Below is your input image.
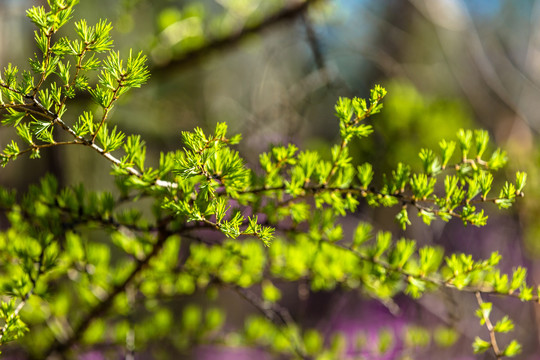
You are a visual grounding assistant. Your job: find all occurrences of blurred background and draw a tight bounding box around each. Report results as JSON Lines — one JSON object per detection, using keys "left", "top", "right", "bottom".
{"left": 1, "top": 0, "right": 540, "bottom": 358}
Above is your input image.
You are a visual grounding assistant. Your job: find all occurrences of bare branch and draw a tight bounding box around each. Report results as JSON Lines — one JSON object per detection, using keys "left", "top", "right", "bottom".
{"left": 152, "top": 0, "right": 322, "bottom": 78}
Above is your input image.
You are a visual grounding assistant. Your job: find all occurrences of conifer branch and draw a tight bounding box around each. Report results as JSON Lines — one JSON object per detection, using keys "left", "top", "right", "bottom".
{"left": 0, "top": 247, "right": 45, "bottom": 345}
{"left": 331, "top": 242, "right": 538, "bottom": 302}
{"left": 1, "top": 92, "right": 177, "bottom": 189}
{"left": 475, "top": 292, "right": 502, "bottom": 357}
{"left": 41, "top": 223, "right": 173, "bottom": 358}
{"left": 57, "top": 47, "right": 89, "bottom": 112}
{"left": 91, "top": 75, "right": 124, "bottom": 142}
{"left": 0, "top": 2, "right": 531, "bottom": 358}
{"left": 323, "top": 94, "right": 384, "bottom": 186}
{"left": 32, "top": 31, "right": 53, "bottom": 96}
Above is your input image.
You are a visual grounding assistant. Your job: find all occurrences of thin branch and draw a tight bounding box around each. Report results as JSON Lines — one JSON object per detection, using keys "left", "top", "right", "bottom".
{"left": 2, "top": 93, "right": 178, "bottom": 189}
{"left": 0, "top": 82, "right": 26, "bottom": 97}
{"left": 41, "top": 222, "right": 172, "bottom": 358}
{"left": 239, "top": 171, "right": 507, "bottom": 226}
{"left": 230, "top": 284, "right": 310, "bottom": 360}
{"left": 319, "top": 92, "right": 385, "bottom": 186}
{"left": 91, "top": 74, "right": 125, "bottom": 142}
{"left": 57, "top": 47, "right": 89, "bottom": 113}
{"left": 475, "top": 292, "right": 503, "bottom": 358}
{"left": 301, "top": 12, "right": 329, "bottom": 84}
{"left": 151, "top": 0, "right": 321, "bottom": 78}
{"left": 331, "top": 241, "right": 539, "bottom": 302}
{"left": 33, "top": 30, "right": 53, "bottom": 96}
{"left": 0, "top": 198, "right": 159, "bottom": 245}
{"left": 5, "top": 140, "right": 83, "bottom": 159}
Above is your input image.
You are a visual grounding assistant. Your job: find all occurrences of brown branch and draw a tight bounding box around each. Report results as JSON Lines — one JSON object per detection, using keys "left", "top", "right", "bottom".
{"left": 238, "top": 177, "right": 502, "bottom": 226}
{"left": 7, "top": 141, "right": 83, "bottom": 159}
{"left": 301, "top": 11, "right": 329, "bottom": 84}
{"left": 151, "top": 0, "right": 322, "bottom": 78}
{"left": 475, "top": 292, "right": 502, "bottom": 358}
{"left": 0, "top": 83, "right": 25, "bottom": 97}
{"left": 3, "top": 93, "right": 178, "bottom": 189}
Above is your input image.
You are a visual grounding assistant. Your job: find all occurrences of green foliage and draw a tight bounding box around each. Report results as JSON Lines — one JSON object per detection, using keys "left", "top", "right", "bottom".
{"left": 0, "top": 2, "right": 532, "bottom": 359}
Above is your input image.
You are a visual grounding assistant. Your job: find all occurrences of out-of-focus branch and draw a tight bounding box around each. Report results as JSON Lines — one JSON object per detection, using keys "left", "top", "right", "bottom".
{"left": 410, "top": 0, "right": 539, "bottom": 135}
{"left": 152, "top": 0, "right": 322, "bottom": 78}
{"left": 231, "top": 284, "right": 310, "bottom": 360}
{"left": 301, "top": 12, "right": 328, "bottom": 83}
{"left": 475, "top": 292, "right": 502, "bottom": 358}
{"left": 40, "top": 223, "right": 172, "bottom": 359}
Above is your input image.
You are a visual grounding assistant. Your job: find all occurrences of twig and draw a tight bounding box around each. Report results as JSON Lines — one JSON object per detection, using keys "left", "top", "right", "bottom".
{"left": 151, "top": 0, "right": 322, "bottom": 78}
{"left": 40, "top": 222, "right": 172, "bottom": 358}
{"left": 301, "top": 12, "right": 329, "bottom": 84}
{"left": 1, "top": 95, "right": 178, "bottom": 189}
{"left": 320, "top": 92, "right": 384, "bottom": 186}
{"left": 230, "top": 284, "right": 310, "bottom": 360}
{"left": 91, "top": 74, "right": 125, "bottom": 142}
{"left": 475, "top": 292, "right": 502, "bottom": 358}
{"left": 331, "top": 241, "right": 539, "bottom": 302}
{"left": 32, "top": 30, "right": 53, "bottom": 96}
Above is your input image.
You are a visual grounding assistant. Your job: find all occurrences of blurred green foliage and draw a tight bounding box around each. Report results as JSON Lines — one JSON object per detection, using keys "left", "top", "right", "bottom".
{"left": 0, "top": 1, "right": 534, "bottom": 359}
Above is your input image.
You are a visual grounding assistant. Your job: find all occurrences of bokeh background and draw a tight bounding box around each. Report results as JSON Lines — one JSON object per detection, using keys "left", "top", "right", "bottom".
{"left": 1, "top": 0, "right": 540, "bottom": 358}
